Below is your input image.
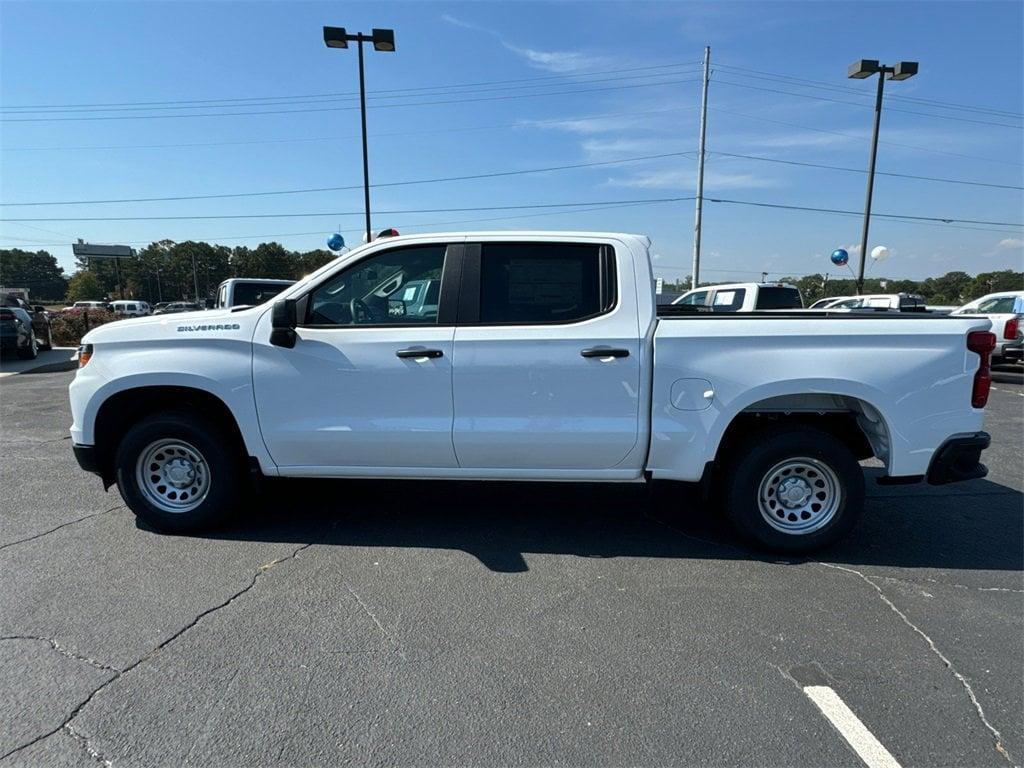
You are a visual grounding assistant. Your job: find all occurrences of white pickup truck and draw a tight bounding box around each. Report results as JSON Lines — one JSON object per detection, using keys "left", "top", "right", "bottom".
{"left": 69, "top": 232, "right": 996, "bottom": 552}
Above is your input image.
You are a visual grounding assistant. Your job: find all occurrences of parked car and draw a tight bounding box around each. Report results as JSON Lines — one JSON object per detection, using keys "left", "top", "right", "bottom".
{"left": 70, "top": 231, "right": 996, "bottom": 553}
{"left": 63, "top": 300, "right": 111, "bottom": 313}
{"left": 215, "top": 278, "right": 295, "bottom": 309}
{"left": 2, "top": 293, "right": 53, "bottom": 351}
{"left": 951, "top": 291, "right": 1023, "bottom": 363}
{"left": 822, "top": 293, "right": 928, "bottom": 312}
{"left": 0, "top": 306, "right": 42, "bottom": 358}
{"left": 110, "top": 300, "right": 151, "bottom": 317}
{"left": 672, "top": 282, "right": 803, "bottom": 311}
{"left": 153, "top": 302, "right": 203, "bottom": 315}
{"left": 808, "top": 296, "right": 850, "bottom": 309}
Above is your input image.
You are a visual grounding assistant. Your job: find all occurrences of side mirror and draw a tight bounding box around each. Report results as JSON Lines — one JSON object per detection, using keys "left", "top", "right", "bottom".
{"left": 270, "top": 298, "right": 297, "bottom": 348}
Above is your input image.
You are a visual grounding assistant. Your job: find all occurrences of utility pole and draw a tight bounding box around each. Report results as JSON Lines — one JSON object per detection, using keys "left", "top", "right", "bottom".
{"left": 690, "top": 46, "right": 710, "bottom": 290}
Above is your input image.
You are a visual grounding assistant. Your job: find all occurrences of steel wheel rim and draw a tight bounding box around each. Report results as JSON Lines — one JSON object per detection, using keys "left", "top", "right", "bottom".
{"left": 758, "top": 456, "right": 841, "bottom": 535}
{"left": 136, "top": 439, "right": 210, "bottom": 514}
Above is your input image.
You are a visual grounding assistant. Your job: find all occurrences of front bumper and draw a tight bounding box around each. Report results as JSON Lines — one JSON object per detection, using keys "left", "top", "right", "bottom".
{"left": 926, "top": 432, "right": 990, "bottom": 485}
{"left": 72, "top": 444, "right": 101, "bottom": 476}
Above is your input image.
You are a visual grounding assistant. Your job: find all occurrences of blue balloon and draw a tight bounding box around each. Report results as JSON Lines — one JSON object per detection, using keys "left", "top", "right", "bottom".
{"left": 327, "top": 233, "right": 345, "bottom": 252}
{"left": 830, "top": 248, "right": 849, "bottom": 266}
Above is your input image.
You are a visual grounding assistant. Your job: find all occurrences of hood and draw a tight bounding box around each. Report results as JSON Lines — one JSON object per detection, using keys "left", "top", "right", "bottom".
{"left": 82, "top": 306, "right": 262, "bottom": 345}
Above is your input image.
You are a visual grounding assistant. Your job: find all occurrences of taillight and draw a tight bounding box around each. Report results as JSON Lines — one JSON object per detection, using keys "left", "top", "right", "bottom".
{"left": 77, "top": 344, "right": 93, "bottom": 368}
{"left": 967, "top": 331, "right": 996, "bottom": 408}
{"left": 1004, "top": 316, "right": 1019, "bottom": 341}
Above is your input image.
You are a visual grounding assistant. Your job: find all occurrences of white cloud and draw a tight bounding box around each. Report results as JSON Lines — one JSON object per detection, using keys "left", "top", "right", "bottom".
{"left": 516, "top": 115, "right": 640, "bottom": 135}
{"left": 605, "top": 167, "right": 775, "bottom": 191}
{"left": 501, "top": 42, "right": 607, "bottom": 74}
{"left": 441, "top": 14, "right": 607, "bottom": 74}
{"left": 581, "top": 138, "right": 672, "bottom": 158}
{"left": 995, "top": 237, "right": 1023, "bottom": 251}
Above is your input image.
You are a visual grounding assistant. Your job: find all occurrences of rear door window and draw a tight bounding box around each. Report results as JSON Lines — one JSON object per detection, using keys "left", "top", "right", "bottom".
{"left": 711, "top": 289, "right": 746, "bottom": 312}
{"left": 477, "top": 243, "right": 611, "bottom": 325}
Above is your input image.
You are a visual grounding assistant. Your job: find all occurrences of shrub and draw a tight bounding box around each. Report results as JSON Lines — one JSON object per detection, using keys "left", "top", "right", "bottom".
{"left": 50, "top": 308, "right": 118, "bottom": 346}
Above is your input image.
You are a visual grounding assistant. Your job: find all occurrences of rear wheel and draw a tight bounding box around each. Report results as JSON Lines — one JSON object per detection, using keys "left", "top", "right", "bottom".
{"left": 115, "top": 411, "right": 244, "bottom": 532}
{"left": 721, "top": 426, "right": 864, "bottom": 553}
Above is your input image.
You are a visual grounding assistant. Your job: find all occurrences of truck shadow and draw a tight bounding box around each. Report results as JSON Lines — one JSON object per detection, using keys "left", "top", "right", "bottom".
{"left": 197, "top": 471, "right": 1024, "bottom": 574}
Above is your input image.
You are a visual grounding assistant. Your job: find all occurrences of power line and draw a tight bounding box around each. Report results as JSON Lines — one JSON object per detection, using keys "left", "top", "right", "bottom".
{"left": 0, "top": 77, "right": 701, "bottom": 123}
{"left": 0, "top": 106, "right": 692, "bottom": 152}
{"left": 705, "top": 197, "right": 1022, "bottom": 227}
{"left": 1, "top": 61, "right": 701, "bottom": 110}
{"left": 709, "top": 107, "right": 1024, "bottom": 167}
{"left": 0, "top": 67, "right": 704, "bottom": 116}
{"left": 713, "top": 78, "right": 1024, "bottom": 130}
{"left": 0, "top": 151, "right": 692, "bottom": 207}
{"left": 0, "top": 197, "right": 698, "bottom": 222}
{"left": 707, "top": 150, "right": 1024, "bottom": 190}
{"left": 714, "top": 62, "right": 1024, "bottom": 119}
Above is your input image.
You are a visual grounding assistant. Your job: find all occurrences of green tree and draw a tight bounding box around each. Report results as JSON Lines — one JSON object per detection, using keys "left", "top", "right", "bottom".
{"left": 0, "top": 248, "right": 69, "bottom": 300}
{"left": 65, "top": 271, "right": 105, "bottom": 303}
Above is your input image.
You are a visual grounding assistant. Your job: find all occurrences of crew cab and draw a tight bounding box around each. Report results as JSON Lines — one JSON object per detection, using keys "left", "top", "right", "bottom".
{"left": 672, "top": 282, "right": 803, "bottom": 312}
{"left": 69, "top": 232, "right": 995, "bottom": 552}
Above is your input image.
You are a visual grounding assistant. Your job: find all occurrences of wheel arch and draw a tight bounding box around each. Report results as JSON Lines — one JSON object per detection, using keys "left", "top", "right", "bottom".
{"left": 92, "top": 385, "right": 250, "bottom": 489}
{"left": 712, "top": 387, "right": 892, "bottom": 473}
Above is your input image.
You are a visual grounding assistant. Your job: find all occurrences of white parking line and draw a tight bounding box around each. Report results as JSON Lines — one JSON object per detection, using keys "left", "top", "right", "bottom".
{"left": 802, "top": 685, "right": 902, "bottom": 768}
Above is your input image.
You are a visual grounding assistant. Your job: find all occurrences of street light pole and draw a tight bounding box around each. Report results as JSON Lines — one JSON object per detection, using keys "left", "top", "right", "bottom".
{"left": 356, "top": 38, "right": 372, "bottom": 244}
{"left": 855, "top": 71, "right": 885, "bottom": 296}
{"left": 848, "top": 59, "right": 918, "bottom": 295}
{"left": 324, "top": 26, "right": 396, "bottom": 245}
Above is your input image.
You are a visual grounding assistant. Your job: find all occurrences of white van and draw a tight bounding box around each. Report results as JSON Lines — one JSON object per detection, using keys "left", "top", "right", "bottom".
{"left": 110, "top": 300, "right": 151, "bottom": 317}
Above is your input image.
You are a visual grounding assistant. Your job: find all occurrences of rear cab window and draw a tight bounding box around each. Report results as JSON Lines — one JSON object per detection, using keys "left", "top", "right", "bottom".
{"left": 755, "top": 287, "right": 802, "bottom": 310}
{"left": 711, "top": 289, "right": 746, "bottom": 312}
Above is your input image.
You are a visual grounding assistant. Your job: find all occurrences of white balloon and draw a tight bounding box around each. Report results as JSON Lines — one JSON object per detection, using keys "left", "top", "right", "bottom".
{"left": 870, "top": 245, "right": 890, "bottom": 261}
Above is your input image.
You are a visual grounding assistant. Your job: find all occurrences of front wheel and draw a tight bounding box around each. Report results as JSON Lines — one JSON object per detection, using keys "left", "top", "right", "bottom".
{"left": 721, "top": 426, "right": 864, "bottom": 553}
{"left": 115, "top": 411, "right": 245, "bottom": 532}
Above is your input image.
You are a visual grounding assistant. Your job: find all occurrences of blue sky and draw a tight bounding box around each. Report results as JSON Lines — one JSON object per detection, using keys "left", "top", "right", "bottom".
{"left": 1, "top": 0, "right": 1022, "bottom": 282}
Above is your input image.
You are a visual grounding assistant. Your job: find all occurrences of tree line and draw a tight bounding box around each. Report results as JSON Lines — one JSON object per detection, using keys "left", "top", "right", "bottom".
{"left": 1, "top": 241, "right": 1021, "bottom": 307}
{"left": 0, "top": 241, "right": 338, "bottom": 304}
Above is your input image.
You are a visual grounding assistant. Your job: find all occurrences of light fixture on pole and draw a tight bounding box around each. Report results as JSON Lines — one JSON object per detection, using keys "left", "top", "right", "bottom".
{"left": 323, "top": 26, "right": 396, "bottom": 245}
{"left": 848, "top": 58, "right": 918, "bottom": 295}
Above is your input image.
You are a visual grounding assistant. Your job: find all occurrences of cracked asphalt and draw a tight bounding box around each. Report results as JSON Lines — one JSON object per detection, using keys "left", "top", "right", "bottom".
{"left": 1, "top": 369, "right": 1021, "bottom": 767}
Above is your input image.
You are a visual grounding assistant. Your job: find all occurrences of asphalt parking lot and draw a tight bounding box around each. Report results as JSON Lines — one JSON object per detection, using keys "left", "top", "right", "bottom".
{"left": 1, "top": 368, "right": 1021, "bottom": 768}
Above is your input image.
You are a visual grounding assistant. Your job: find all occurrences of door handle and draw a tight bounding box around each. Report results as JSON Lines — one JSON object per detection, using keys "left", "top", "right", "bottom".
{"left": 396, "top": 347, "right": 444, "bottom": 359}
{"left": 580, "top": 346, "right": 630, "bottom": 358}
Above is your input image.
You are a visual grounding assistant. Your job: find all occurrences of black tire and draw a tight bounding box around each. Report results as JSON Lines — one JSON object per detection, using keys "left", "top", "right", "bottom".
{"left": 37, "top": 324, "right": 53, "bottom": 351}
{"left": 115, "top": 410, "right": 245, "bottom": 533}
{"left": 721, "top": 425, "right": 864, "bottom": 553}
{"left": 16, "top": 331, "right": 38, "bottom": 360}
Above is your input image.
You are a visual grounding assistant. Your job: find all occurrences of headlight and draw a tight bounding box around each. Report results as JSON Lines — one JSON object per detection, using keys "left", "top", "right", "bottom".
{"left": 77, "top": 344, "right": 93, "bottom": 368}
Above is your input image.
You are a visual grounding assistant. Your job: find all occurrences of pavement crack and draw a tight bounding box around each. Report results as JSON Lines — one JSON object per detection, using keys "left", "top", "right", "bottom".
{"left": 0, "top": 506, "right": 122, "bottom": 553}
{"left": 819, "top": 562, "right": 1016, "bottom": 766}
{"left": 345, "top": 585, "right": 404, "bottom": 658}
{"left": 0, "top": 542, "right": 314, "bottom": 764}
{"left": 0, "top": 635, "right": 120, "bottom": 674}
{"left": 879, "top": 574, "right": 1024, "bottom": 595}
{"left": 63, "top": 722, "right": 113, "bottom": 767}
